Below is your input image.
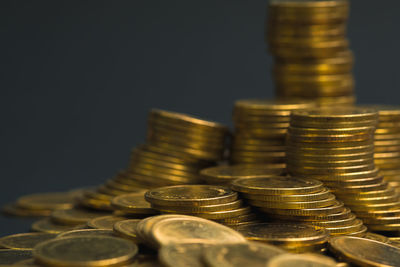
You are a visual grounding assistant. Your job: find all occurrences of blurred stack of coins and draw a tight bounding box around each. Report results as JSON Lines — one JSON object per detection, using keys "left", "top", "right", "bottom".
{"left": 236, "top": 222, "right": 329, "bottom": 253}
{"left": 231, "top": 99, "right": 315, "bottom": 165}
{"left": 145, "top": 185, "right": 259, "bottom": 228}
{"left": 370, "top": 106, "right": 400, "bottom": 192}
{"left": 287, "top": 107, "right": 400, "bottom": 232}
{"left": 79, "top": 109, "right": 229, "bottom": 211}
{"left": 266, "top": 0, "right": 355, "bottom": 106}
{"left": 232, "top": 177, "right": 365, "bottom": 236}
{"left": 200, "top": 164, "right": 285, "bottom": 186}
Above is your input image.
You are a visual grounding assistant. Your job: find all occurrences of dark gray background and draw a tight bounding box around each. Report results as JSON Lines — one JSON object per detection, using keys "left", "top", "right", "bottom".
{"left": 1, "top": 1, "right": 399, "bottom": 235}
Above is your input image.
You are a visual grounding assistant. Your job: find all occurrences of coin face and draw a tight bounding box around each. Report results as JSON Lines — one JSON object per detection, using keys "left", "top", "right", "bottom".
{"left": 150, "top": 216, "right": 246, "bottom": 247}
{"left": 236, "top": 223, "right": 328, "bottom": 245}
{"left": 291, "top": 107, "right": 378, "bottom": 121}
{"left": 145, "top": 185, "right": 238, "bottom": 206}
{"left": 31, "top": 218, "right": 86, "bottom": 234}
{"left": 329, "top": 236, "right": 400, "bottom": 267}
{"left": 159, "top": 243, "right": 212, "bottom": 267}
{"left": 266, "top": 253, "right": 337, "bottom": 267}
{"left": 0, "top": 232, "right": 56, "bottom": 249}
{"left": 231, "top": 176, "right": 323, "bottom": 195}
{"left": 17, "top": 192, "right": 77, "bottom": 211}
{"left": 51, "top": 208, "right": 110, "bottom": 225}
{"left": 113, "top": 219, "right": 141, "bottom": 242}
{"left": 33, "top": 236, "right": 138, "bottom": 267}
{"left": 203, "top": 242, "right": 286, "bottom": 267}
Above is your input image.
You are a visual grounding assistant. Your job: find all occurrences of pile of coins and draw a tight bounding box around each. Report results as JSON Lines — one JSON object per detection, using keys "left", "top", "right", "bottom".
{"left": 232, "top": 176, "right": 365, "bottom": 236}
{"left": 200, "top": 164, "right": 285, "bottom": 186}
{"left": 144, "top": 185, "right": 259, "bottom": 227}
{"left": 286, "top": 107, "right": 400, "bottom": 232}
{"left": 266, "top": 0, "right": 355, "bottom": 105}
{"left": 231, "top": 99, "right": 315, "bottom": 165}
{"left": 370, "top": 106, "right": 400, "bottom": 192}
{"left": 78, "top": 109, "right": 228, "bottom": 211}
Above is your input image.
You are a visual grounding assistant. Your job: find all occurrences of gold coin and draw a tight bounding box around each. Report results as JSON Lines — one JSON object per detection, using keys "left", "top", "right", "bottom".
{"left": 57, "top": 229, "right": 115, "bottom": 238}
{"left": 309, "top": 213, "right": 357, "bottom": 228}
{"left": 79, "top": 195, "right": 113, "bottom": 211}
{"left": 249, "top": 194, "right": 336, "bottom": 209}
{"left": 33, "top": 236, "right": 138, "bottom": 267}
{"left": 87, "top": 215, "right": 126, "bottom": 230}
{"left": 111, "top": 193, "right": 158, "bottom": 215}
{"left": 203, "top": 242, "right": 285, "bottom": 267}
{"left": 200, "top": 164, "right": 285, "bottom": 184}
{"left": 325, "top": 219, "right": 365, "bottom": 235}
{"left": 0, "top": 249, "right": 32, "bottom": 265}
{"left": 149, "top": 215, "right": 246, "bottom": 248}
{"left": 269, "top": 207, "right": 353, "bottom": 222}
{"left": 235, "top": 223, "right": 328, "bottom": 246}
{"left": 17, "top": 192, "right": 77, "bottom": 211}
{"left": 2, "top": 202, "right": 52, "bottom": 217}
{"left": 113, "top": 219, "right": 142, "bottom": 242}
{"left": 266, "top": 253, "right": 337, "bottom": 267}
{"left": 160, "top": 206, "right": 251, "bottom": 220}
{"left": 159, "top": 243, "right": 214, "bottom": 267}
{"left": 151, "top": 200, "right": 242, "bottom": 213}
{"left": 290, "top": 107, "right": 378, "bottom": 123}
{"left": 328, "top": 236, "right": 400, "bottom": 266}
{"left": 0, "top": 232, "right": 56, "bottom": 249}
{"left": 348, "top": 201, "right": 400, "bottom": 212}
{"left": 242, "top": 187, "right": 331, "bottom": 202}
{"left": 149, "top": 109, "right": 228, "bottom": 133}
{"left": 231, "top": 176, "right": 324, "bottom": 195}
{"left": 145, "top": 185, "right": 238, "bottom": 207}
{"left": 215, "top": 213, "right": 258, "bottom": 224}
{"left": 363, "top": 232, "right": 389, "bottom": 243}
{"left": 268, "top": 23, "right": 347, "bottom": 38}
{"left": 31, "top": 218, "right": 86, "bottom": 234}
{"left": 51, "top": 208, "right": 110, "bottom": 225}
{"left": 261, "top": 200, "right": 345, "bottom": 216}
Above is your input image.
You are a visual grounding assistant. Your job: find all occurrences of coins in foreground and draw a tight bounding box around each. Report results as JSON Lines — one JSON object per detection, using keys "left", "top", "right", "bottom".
{"left": 266, "top": 253, "right": 337, "bottom": 267}
{"left": 33, "top": 236, "right": 138, "bottom": 267}
{"left": 328, "top": 236, "right": 400, "bottom": 267}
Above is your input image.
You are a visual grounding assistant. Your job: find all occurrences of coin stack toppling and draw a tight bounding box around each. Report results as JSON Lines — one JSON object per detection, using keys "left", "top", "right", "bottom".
{"left": 370, "top": 106, "right": 400, "bottom": 192}
{"left": 79, "top": 109, "right": 229, "bottom": 211}
{"left": 145, "top": 185, "right": 259, "bottom": 227}
{"left": 231, "top": 99, "right": 315, "bottom": 165}
{"left": 287, "top": 107, "right": 400, "bottom": 232}
{"left": 232, "top": 176, "right": 365, "bottom": 236}
{"left": 266, "top": 0, "right": 355, "bottom": 106}
{"left": 200, "top": 164, "right": 285, "bottom": 186}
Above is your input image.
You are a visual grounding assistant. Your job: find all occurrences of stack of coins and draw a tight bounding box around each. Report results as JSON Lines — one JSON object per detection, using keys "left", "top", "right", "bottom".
{"left": 266, "top": 0, "right": 355, "bottom": 106}
{"left": 369, "top": 106, "right": 400, "bottom": 192}
{"left": 145, "top": 185, "right": 259, "bottom": 227}
{"left": 236, "top": 223, "right": 329, "bottom": 253}
{"left": 79, "top": 109, "right": 228, "bottom": 211}
{"left": 231, "top": 99, "right": 315, "bottom": 165}
{"left": 287, "top": 107, "right": 400, "bottom": 232}
{"left": 200, "top": 164, "right": 285, "bottom": 186}
{"left": 232, "top": 177, "right": 365, "bottom": 236}
{"left": 111, "top": 192, "right": 158, "bottom": 217}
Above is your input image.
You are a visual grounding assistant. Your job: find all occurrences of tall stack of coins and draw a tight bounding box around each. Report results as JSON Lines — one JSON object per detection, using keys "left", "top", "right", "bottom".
{"left": 369, "top": 106, "right": 400, "bottom": 192}
{"left": 287, "top": 107, "right": 400, "bottom": 232}
{"left": 231, "top": 99, "right": 315, "bottom": 165}
{"left": 79, "top": 109, "right": 228, "bottom": 211}
{"left": 266, "top": 0, "right": 355, "bottom": 106}
{"left": 145, "top": 185, "right": 259, "bottom": 227}
{"left": 232, "top": 177, "right": 365, "bottom": 236}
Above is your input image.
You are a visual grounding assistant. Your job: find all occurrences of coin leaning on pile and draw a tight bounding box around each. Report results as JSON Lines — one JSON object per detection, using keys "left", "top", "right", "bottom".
{"left": 267, "top": 0, "right": 355, "bottom": 106}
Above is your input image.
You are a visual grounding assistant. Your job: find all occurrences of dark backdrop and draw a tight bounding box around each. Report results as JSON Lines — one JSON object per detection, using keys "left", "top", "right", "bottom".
{"left": 1, "top": 0, "right": 399, "bottom": 235}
